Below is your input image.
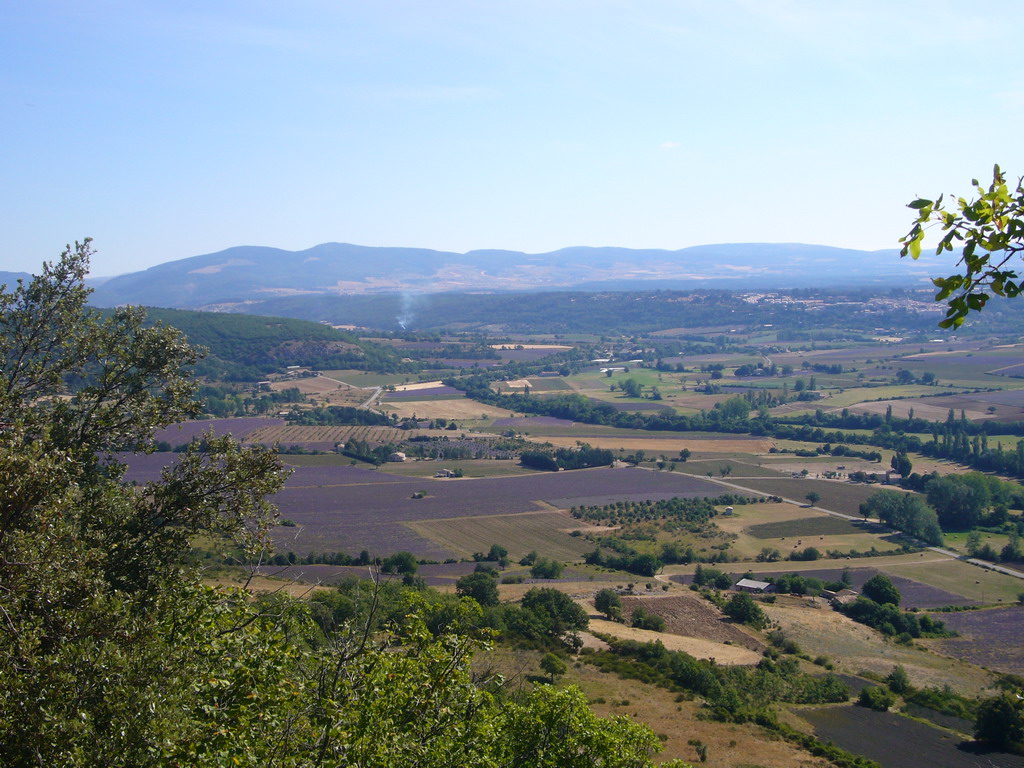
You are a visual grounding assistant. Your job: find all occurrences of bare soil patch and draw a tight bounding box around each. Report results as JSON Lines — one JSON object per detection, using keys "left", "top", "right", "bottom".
{"left": 617, "top": 593, "right": 764, "bottom": 651}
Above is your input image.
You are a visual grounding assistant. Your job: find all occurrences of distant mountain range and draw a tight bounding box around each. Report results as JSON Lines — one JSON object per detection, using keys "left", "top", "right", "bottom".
{"left": 88, "top": 242, "right": 957, "bottom": 310}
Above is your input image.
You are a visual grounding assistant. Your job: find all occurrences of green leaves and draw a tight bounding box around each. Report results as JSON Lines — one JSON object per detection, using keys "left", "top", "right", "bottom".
{"left": 901, "top": 165, "right": 1024, "bottom": 326}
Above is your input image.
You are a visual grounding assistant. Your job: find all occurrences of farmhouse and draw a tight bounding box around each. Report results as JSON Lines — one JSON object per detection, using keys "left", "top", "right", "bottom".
{"left": 434, "top": 468, "right": 456, "bottom": 478}
{"left": 388, "top": 451, "right": 407, "bottom": 462}
{"left": 734, "top": 578, "right": 773, "bottom": 593}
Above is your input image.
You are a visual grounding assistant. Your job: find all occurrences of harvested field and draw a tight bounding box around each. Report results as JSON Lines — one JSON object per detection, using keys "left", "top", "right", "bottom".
{"left": 617, "top": 593, "right": 763, "bottom": 651}
{"left": 270, "top": 376, "right": 354, "bottom": 396}
{"left": 392, "top": 380, "right": 445, "bottom": 391}
{"left": 380, "top": 399, "right": 516, "bottom": 420}
{"left": 405, "top": 510, "right": 596, "bottom": 561}
{"left": 797, "top": 705, "right": 1024, "bottom": 768}
{"left": 526, "top": 435, "right": 775, "bottom": 453}
{"left": 934, "top": 606, "right": 1024, "bottom": 674}
{"left": 154, "top": 417, "right": 283, "bottom": 446}
{"left": 586, "top": 617, "right": 761, "bottom": 664}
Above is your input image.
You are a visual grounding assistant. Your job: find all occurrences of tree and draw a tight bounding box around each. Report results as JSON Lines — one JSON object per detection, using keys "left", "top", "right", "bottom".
{"left": 805, "top": 491, "right": 821, "bottom": 506}
{"left": 0, "top": 243, "right": 290, "bottom": 764}
{"left": 594, "top": 588, "right": 623, "bottom": 620}
{"left": 862, "top": 574, "right": 901, "bottom": 606}
{"left": 901, "top": 165, "right": 1024, "bottom": 327}
{"left": 456, "top": 570, "right": 500, "bottom": 607}
{"left": 891, "top": 452, "right": 912, "bottom": 477}
{"left": 975, "top": 693, "right": 1024, "bottom": 750}
{"left": 540, "top": 652, "right": 567, "bottom": 682}
{"left": 630, "top": 606, "right": 666, "bottom": 631}
{"left": 381, "top": 550, "right": 419, "bottom": 574}
{"left": 530, "top": 557, "right": 565, "bottom": 579}
{"left": 886, "top": 665, "right": 912, "bottom": 695}
{"left": 723, "top": 593, "right": 767, "bottom": 628}
{"left": 859, "top": 685, "right": 896, "bottom": 711}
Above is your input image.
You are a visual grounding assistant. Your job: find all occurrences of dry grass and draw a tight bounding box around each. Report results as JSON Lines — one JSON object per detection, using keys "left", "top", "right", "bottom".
{"left": 475, "top": 646, "right": 826, "bottom": 767}
{"left": 761, "top": 597, "right": 993, "bottom": 695}
{"left": 380, "top": 399, "right": 517, "bottom": 421}
{"left": 586, "top": 617, "right": 762, "bottom": 664}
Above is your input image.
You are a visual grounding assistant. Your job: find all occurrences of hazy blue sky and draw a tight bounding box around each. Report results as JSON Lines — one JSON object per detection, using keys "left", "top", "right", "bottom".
{"left": 3, "top": 1, "right": 1023, "bottom": 276}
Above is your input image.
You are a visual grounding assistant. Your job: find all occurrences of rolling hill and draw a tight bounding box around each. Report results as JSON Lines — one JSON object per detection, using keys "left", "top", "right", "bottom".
{"left": 89, "top": 241, "right": 958, "bottom": 310}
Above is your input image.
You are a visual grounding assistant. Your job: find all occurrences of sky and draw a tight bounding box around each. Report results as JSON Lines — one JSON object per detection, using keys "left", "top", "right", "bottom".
{"left": 2, "top": 1, "right": 1024, "bottom": 277}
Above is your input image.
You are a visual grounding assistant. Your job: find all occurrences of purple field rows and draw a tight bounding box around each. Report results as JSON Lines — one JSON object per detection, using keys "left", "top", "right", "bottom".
{"left": 385, "top": 386, "right": 463, "bottom": 398}
{"left": 799, "top": 705, "right": 1024, "bottom": 768}
{"left": 491, "top": 416, "right": 575, "bottom": 427}
{"left": 496, "top": 348, "right": 566, "bottom": 362}
{"left": 935, "top": 606, "right": 1024, "bottom": 674}
{"left": 154, "top": 418, "right": 283, "bottom": 446}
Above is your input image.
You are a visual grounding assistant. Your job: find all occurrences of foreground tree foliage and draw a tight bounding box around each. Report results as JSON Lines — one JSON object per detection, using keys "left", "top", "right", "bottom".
{"left": 901, "top": 164, "right": 1024, "bottom": 327}
{"left": 0, "top": 243, "right": 681, "bottom": 767}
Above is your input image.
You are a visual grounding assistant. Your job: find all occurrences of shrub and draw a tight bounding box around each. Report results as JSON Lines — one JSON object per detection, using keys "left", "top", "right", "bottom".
{"left": 859, "top": 685, "right": 896, "bottom": 711}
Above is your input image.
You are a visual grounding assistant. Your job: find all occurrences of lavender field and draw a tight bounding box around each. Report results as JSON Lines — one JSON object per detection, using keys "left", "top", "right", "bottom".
{"left": 936, "top": 606, "right": 1024, "bottom": 674}
{"left": 121, "top": 454, "right": 723, "bottom": 558}
{"left": 154, "top": 417, "right": 283, "bottom": 446}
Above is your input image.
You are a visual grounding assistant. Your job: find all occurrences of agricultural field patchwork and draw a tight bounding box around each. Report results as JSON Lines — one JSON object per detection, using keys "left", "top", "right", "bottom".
{"left": 228, "top": 462, "right": 724, "bottom": 557}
